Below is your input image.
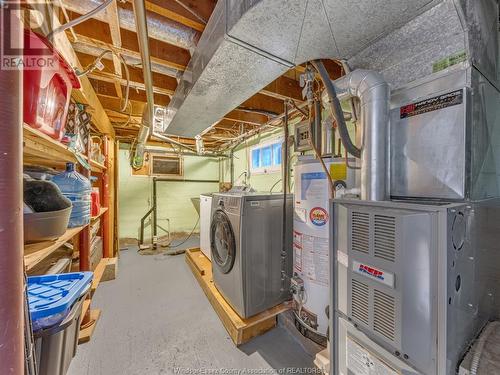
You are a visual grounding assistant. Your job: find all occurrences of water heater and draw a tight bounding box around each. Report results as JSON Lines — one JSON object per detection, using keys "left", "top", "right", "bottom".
{"left": 292, "top": 156, "right": 354, "bottom": 343}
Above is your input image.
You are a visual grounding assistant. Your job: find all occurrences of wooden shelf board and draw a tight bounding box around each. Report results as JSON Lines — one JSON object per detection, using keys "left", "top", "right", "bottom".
{"left": 24, "top": 226, "right": 86, "bottom": 271}
{"left": 23, "top": 124, "right": 106, "bottom": 173}
{"left": 91, "top": 258, "right": 107, "bottom": 295}
{"left": 78, "top": 309, "right": 101, "bottom": 344}
{"left": 23, "top": 124, "right": 77, "bottom": 165}
{"left": 91, "top": 207, "right": 108, "bottom": 221}
{"left": 90, "top": 159, "right": 107, "bottom": 172}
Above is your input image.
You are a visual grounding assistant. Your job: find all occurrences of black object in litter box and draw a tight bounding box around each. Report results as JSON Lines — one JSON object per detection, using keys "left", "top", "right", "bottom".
{"left": 24, "top": 179, "right": 71, "bottom": 213}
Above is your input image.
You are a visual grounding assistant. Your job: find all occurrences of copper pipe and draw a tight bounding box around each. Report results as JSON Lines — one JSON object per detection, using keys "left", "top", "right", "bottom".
{"left": 0, "top": 5, "right": 24, "bottom": 372}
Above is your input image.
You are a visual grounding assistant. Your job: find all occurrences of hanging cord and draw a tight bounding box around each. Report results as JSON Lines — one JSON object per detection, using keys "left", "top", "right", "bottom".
{"left": 47, "top": 0, "right": 115, "bottom": 41}
{"left": 76, "top": 49, "right": 130, "bottom": 112}
{"left": 269, "top": 179, "right": 282, "bottom": 193}
{"left": 160, "top": 217, "right": 200, "bottom": 250}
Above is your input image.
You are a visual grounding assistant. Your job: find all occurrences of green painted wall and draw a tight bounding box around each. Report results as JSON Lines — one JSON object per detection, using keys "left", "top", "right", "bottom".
{"left": 221, "top": 103, "right": 356, "bottom": 193}
{"left": 118, "top": 147, "right": 220, "bottom": 239}
{"left": 221, "top": 130, "right": 287, "bottom": 193}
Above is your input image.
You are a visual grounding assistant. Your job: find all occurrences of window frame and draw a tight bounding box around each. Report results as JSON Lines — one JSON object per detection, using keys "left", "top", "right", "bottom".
{"left": 149, "top": 154, "right": 184, "bottom": 177}
{"left": 249, "top": 137, "right": 283, "bottom": 175}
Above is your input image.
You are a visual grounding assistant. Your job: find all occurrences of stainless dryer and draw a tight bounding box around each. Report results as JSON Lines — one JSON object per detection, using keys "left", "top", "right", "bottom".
{"left": 210, "top": 192, "right": 292, "bottom": 318}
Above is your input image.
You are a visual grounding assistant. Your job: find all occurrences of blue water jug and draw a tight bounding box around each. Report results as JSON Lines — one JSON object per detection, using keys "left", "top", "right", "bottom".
{"left": 52, "top": 163, "right": 91, "bottom": 228}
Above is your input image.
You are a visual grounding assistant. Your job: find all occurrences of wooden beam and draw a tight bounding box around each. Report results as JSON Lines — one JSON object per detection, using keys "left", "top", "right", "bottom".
{"left": 69, "top": 33, "right": 185, "bottom": 73}
{"left": 143, "top": 1, "right": 205, "bottom": 32}
{"left": 261, "top": 76, "right": 303, "bottom": 102}
{"left": 47, "top": 7, "right": 114, "bottom": 135}
{"left": 88, "top": 71, "right": 174, "bottom": 97}
{"left": 224, "top": 110, "right": 269, "bottom": 126}
{"left": 97, "top": 96, "right": 146, "bottom": 116}
{"left": 68, "top": 23, "right": 188, "bottom": 72}
{"left": 95, "top": 85, "right": 171, "bottom": 107}
{"left": 76, "top": 51, "right": 178, "bottom": 93}
{"left": 104, "top": 0, "right": 123, "bottom": 98}
{"left": 147, "top": 0, "right": 216, "bottom": 27}
{"left": 241, "top": 94, "right": 284, "bottom": 116}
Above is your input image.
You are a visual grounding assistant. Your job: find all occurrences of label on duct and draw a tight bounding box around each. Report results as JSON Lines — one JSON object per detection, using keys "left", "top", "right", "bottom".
{"left": 399, "top": 89, "right": 463, "bottom": 119}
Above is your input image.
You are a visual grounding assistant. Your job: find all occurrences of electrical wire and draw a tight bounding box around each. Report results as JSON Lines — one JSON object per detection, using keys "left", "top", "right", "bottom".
{"left": 76, "top": 49, "right": 130, "bottom": 112}
{"left": 47, "top": 0, "right": 114, "bottom": 41}
{"left": 160, "top": 217, "right": 200, "bottom": 249}
{"left": 269, "top": 179, "right": 282, "bottom": 193}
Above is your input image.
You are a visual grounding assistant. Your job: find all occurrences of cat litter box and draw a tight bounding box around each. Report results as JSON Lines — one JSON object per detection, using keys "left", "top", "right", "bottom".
{"left": 24, "top": 206, "right": 72, "bottom": 243}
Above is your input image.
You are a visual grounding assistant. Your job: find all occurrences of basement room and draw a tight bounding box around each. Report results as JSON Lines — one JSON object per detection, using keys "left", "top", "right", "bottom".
{"left": 2, "top": 1, "right": 500, "bottom": 375}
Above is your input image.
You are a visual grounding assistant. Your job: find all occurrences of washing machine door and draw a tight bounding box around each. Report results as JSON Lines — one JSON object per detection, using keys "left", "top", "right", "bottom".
{"left": 210, "top": 209, "right": 236, "bottom": 274}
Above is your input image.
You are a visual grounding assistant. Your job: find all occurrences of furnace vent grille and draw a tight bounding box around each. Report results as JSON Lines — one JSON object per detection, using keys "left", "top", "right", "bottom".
{"left": 351, "top": 279, "right": 370, "bottom": 325}
{"left": 351, "top": 212, "right": 370, "bottom": 254}
{"left": 374, "top": 215, "right": 396, "bottom": 262}
{"left": 373, "top": 289, "right": 396, "bottom": 342}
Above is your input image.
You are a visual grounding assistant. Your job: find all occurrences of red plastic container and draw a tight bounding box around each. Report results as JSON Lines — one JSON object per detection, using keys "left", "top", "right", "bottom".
{"left": 91, "top": 188, "right": 101, "bottom": 218}
{"left": 23, "top": 29, "right": 80, "bottom": 140}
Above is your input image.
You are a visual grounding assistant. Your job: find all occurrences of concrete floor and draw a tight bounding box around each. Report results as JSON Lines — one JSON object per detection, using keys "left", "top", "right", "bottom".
{"left": 69, "top": 236, "right": 314, "bottom": 375}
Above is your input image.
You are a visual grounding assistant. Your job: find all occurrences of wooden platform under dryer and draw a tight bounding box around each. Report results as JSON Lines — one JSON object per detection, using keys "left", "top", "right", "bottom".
{"left": 185, "top": 248, "right": 290, "bottom": 346}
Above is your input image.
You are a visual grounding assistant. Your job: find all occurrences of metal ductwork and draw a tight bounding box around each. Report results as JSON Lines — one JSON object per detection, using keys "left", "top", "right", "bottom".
{"left": 59, "top": 0, "right": 198, "bottom": 50}
{"left": 163, "top": 0, "right": 495, "bottom": 139}
{"left": 323, "top": 70, "right": 390, "bottom": 201}
{"left": 163, "top": 0, "right": 445, "bottom": 137}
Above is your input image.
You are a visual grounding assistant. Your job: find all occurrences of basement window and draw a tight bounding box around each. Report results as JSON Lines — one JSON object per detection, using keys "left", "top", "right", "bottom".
{"left": 250, "top": 139, "right": 282, "bottom": 174}
{"left": 150, "top": 154, "right": 183, "bottom": 177}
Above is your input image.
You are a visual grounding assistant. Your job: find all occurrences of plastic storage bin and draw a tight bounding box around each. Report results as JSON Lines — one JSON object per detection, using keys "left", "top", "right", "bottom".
{"left": 52, "top": 163, "right": 91, "bottom": 227}
{"left": 28, "top": 272, "right": 92, "bottom": 375}
{"left": 33, "top": 295, "right": 85, "bottom": 375}
{"left": 28, "top": 272, "right": 93, "bottom": 331}
{"left": 23, "top": 29, "right": 80, "bottom": 140}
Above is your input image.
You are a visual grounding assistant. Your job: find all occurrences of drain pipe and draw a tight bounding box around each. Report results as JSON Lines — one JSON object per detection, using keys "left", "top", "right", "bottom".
{"left": 322, "top": 70, "right": 390, "bottom": 201}
{"left": 131, "top": 0, "right": 155, "bottom": 169}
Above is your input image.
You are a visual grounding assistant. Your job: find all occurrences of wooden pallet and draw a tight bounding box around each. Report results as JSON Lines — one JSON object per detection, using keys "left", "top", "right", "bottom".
{"left": 185, "top": 248, "right": 290, "bottom": 346}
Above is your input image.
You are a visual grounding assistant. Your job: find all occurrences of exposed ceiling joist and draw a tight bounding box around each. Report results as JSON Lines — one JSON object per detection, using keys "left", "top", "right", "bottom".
{"left": 68, "top": 33, "right": 186, "bottom": 74}
{"left": 261, "top": 76, "right": 304, "bottom": 102}
{"left": 142, "top": 1, "right": 205, "bottom": 32}
{"left": 241, "top": 94, "right": 285, "bottom": 116}
{"left": 77, "top": 51, "right": 177, "bottom": 95}
{"left": 88, "top": 71, "right": 174, "bottom": 97}
{"left": 94, "top": 82, "right": 171, "bottom": 107}
{"left": 103, "top": 0, "right": 123, "bottom": 97}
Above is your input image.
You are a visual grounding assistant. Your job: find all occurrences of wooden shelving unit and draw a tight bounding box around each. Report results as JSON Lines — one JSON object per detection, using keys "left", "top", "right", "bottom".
{"left": 23, "top": 120, "right": 116, "bottom": 344}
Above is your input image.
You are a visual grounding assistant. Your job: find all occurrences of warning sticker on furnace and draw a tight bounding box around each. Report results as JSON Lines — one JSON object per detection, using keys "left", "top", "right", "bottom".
{"left": 346, "top": 336, "right": 398, "bottom": 375}
{"left": 400, "top": 89, "right": 463, "bottom": 119}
